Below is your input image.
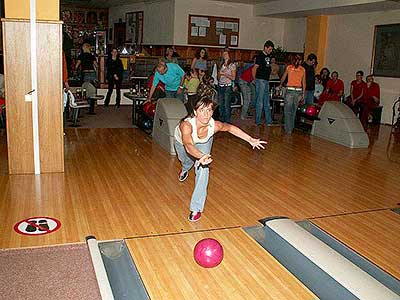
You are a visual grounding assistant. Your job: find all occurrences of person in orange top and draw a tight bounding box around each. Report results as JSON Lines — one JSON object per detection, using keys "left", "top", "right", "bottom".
{"left": 360, "top": 75, "right": 380, "bottom": 130}
{"left": 279, "top": 55, "right": 306, "bottom": 134}
{"left": 318, "top": 71, "right": 344, "bottom": 106}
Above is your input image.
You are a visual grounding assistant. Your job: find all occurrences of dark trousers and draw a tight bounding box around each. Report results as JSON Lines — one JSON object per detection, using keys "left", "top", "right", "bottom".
{"left": 104, "top": 78, "right": 122, "bottom": 106}
{"left": 359, "top": 99, "right": 377, "bottom": 130}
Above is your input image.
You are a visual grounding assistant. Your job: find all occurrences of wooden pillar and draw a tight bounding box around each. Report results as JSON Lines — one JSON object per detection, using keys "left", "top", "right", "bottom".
{"left": 304, "top": 15, "right": 328, "bottom": 73}
{"left": 3, "top": 0, "right": 63, "bottom": 174}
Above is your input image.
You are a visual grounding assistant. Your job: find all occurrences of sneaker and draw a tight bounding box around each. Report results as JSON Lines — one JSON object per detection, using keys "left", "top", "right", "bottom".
{"left": 188, "top": 211, "right": 201, "bottom": 222}
{"left": 178, "top": 170, "right": 188, "bottom": 182}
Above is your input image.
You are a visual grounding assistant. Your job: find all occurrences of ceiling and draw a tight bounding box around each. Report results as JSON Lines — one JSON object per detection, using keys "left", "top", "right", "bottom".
{"left": 60, "top": 0, "right": 400, "bottom": 18}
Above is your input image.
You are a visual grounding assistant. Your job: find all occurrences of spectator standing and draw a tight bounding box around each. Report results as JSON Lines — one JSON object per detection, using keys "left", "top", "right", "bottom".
{"left": 238, "top": 58, "right": 256, "bottom": 119}
{"left": 252, "top": 40, "right": 275, "bottom": 126}
{"left": 302, "top": 53, "right": 318, "bottom": 104}
{"left": 75, "top": 42, "right": 97, "bottom": 83}
{"left": 279, "top": 55, "right": 306, "bottom": 134}
{"left": 217, "top": 49, "right": 236, "bottom": 123}
{"left": 163, "top": 47, "right": 179, "bottom": 64}
{"left": 104, "top": 48, "right": 124, "bottom": 108}
{"left": 191, "top": 48, "right": 208, "bottom": 71}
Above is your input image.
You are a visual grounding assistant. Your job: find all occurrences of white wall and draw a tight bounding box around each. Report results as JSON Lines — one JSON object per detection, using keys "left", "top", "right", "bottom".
{"left": 325, "top": 10, "right": 400, "bottom": 124}
{"left": 283, "top": 18, "right": 306, "bottom": 52}
{"left": 109, "top": 0, "right": 174, "bottom": 45}
{"left": 174, "top": 0, "right": 285, "bottom": 49}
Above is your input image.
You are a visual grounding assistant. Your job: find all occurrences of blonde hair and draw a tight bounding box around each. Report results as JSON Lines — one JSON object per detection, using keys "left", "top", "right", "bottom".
{"left": 82, "top": 43, "right": 91, "bottom": 53}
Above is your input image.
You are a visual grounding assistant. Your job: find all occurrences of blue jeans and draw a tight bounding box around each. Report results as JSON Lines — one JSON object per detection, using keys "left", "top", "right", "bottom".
{"left": 166, "top": 90, "right": 184, "bottom": 102}
{"left": 175, "top": 137, "right": 213, "bottom": 213}
{"left": 304, "top": 90, "right": 314, "bottom": 105}
{"left": 255, "top": 79, "right": 272, "bottom": 125}
{"left": 238, "top": 79, "right": 253, "bottom": 119}
{"left": 284, "top": 90, "right": 303, "bottom": 134}
{"left": 218, "top": 85, "right": 233, "bottom": 123}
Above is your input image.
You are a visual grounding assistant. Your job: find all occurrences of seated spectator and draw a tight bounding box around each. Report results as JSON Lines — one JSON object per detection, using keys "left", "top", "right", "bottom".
{"left": 318, "top": 71, "right": 344, "bottom": 106}
{"left": 360, "top": 75, "right": 380, "bottom": 130}
{"left": 319, "top": 67, "right": 330, "bottom": 90}
{"left": 313, "top": 75, "right": 324, "bottom": 102}
{"left": 345, "top": 70, "right": 366, "bottom": 115}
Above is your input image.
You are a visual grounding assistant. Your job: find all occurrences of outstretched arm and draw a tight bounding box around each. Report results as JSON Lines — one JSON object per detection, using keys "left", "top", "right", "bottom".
{"left": 214, "top": 121, "right": 267, "bottom": 149}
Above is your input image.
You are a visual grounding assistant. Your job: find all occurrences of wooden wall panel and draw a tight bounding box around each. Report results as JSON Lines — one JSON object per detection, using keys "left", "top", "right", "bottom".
{"left": 3, "top": 19, "right": 64, "bottom": 174}
{"left": 304, "top": 15, "right": 328, "bottom": 73}
{"left": 37, "top": 22, "right": 64, "bottom": 173}
{"left": 3, "top": 20, "right": 34, "bottom": 174}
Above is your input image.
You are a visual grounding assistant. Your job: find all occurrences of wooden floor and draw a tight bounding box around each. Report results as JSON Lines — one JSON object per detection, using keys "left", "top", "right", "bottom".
{"left": 311, "top": 210, "right": 400, "bottom": 280}
{"left": 126, "top": 228, "right": 317, "bottom": 299}
{"left": 0, "top": 123, "right": 399, "bottom": 295}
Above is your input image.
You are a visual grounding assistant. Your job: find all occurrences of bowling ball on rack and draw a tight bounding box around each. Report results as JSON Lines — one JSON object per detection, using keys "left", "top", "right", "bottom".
{"left": 147, "top": 103, "right": 156, "bottom": 118}
{"left": 193, "top": 238, "right": 224, "bottom": 268}
{"left": 298, "top": 103, "right": 308, "bottom": 114}
{"left": 142, "top": 118, "right": 153, "bottom": 130}
{"left": 306, "top": 104, "right": 318, "bottom": 117}
{"left": 142, "top": 102, "right": 152, "bottom": 115}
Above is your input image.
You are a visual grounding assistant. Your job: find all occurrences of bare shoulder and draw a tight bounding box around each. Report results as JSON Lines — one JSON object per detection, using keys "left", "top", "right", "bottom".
{"left": 180, "top": 120, "right": 193, "bottom": 133}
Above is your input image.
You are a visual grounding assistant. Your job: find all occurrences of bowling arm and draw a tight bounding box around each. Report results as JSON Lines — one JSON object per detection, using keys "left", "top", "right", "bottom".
{"left": 147, "top": 85, "right": 156, "bottom": 102}
{"left": 180, "top": 122, "right": 207, "bottom": 159}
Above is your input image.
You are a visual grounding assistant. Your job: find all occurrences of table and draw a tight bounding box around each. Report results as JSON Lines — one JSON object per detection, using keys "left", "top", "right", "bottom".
{"left": 123, "top": 92, "right": 147, "bottom": 126}
{"left": 87, "top": 95, "right": 104, "bottom": 115}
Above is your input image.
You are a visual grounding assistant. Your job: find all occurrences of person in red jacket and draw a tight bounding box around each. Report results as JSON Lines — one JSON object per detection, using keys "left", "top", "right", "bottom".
{"left": 360, "top": 75, "right": 380, "bottom": 130}
{"left": 345, "top": 70, "right": 366, "bottom": 115}
{"left": 238, "top": 57, "right": 256, "bottom": 119}
{"left": 318, "top": 71, "right": 344, "bottom": 106}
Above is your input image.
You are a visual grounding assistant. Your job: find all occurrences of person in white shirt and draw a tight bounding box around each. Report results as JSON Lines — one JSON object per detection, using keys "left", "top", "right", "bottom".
{"left": 174, "top": 96, "right": 267, "bottom": 222}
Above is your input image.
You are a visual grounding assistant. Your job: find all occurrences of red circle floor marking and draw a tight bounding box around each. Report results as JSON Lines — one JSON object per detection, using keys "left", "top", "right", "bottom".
{"left": 14, "top": 216, "right": 61, "bottom": 236}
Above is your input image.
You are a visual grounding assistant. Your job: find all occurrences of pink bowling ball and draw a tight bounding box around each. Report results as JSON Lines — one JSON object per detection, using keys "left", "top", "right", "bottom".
{"left": 306, "top": 104, "right": 317, "bottom": 117}
{"left": 193, "top": 238, "right": 224, "bottom": 268}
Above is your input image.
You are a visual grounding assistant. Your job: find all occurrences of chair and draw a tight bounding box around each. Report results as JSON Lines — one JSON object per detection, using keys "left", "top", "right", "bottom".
{"left": 230, "top": 90, "right": 243, "bottom": 117}
{"left": 82, "top": 82, "right": 104, "bottom": 114}
{"left": 68, "top": 90, "right": 89, "bottom": 127}
{"left": 391, "top": 97, "right": 400, "bottom": 134}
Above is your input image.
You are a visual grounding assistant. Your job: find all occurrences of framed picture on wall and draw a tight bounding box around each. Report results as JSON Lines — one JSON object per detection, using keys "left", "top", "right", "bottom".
{"left": 125, "top": 11, "right": 144, "bottom": 45}
{"left": 372, "top": 23, "right": 400, "bottom": 78}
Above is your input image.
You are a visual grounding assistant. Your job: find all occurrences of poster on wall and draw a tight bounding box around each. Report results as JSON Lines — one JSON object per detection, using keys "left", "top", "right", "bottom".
{"left": 199, "top": 27, "right": 207, "bottom": 37}
{"left": 230, "top": 35, "right": 238, "bottom": 46}
{"left": 191, "top": 26, "right": 199, "bottom": 36}
{"left": 372, "top": 23, "right": 400, "bottom": 78}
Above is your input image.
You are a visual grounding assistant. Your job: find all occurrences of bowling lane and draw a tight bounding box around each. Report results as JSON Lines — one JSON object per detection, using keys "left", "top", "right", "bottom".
{"left": 311, "top": 210, "right": 400, "bottom": 280}
{"left": 125, "top": 228, "right": 318, "bottom": 300}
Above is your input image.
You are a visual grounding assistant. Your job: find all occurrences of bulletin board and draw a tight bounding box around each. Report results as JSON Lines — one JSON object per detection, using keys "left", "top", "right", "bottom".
{"left": 187, "top": 14, "right": 240, "bottom": 47}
